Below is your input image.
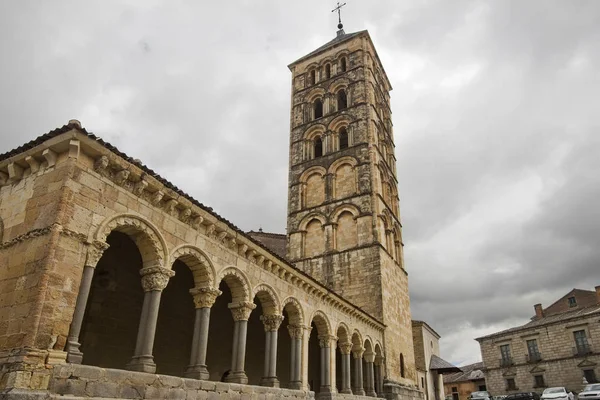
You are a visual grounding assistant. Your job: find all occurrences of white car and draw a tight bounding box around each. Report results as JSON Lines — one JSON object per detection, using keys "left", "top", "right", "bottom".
{"left": 579, "top": 384, "right": 600, "bottom": 400}
{"left": 541, "top": 388, "right": 574, "bottom": 400}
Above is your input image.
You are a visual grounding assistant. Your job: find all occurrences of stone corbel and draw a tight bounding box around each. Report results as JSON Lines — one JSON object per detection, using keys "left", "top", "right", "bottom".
{"left": 69, "top": 140, "right": 80, "bottom": 159}
{"left": 25, "top": 156, "right": 40, "bottom": 174}
{"left": 239, "top": 243, "right": 248, "bottom": 256}
{"left": 133, "top": 179, "right": 148, "bottom": 196}
{"left": 216, "top": 231, "right": 227, "bottom": 242}
{"left": 180, "top": 208, "right": 192, "bottom": 222}
{"left": 151, "top": 191, "right": 164, "bottom": 205}
{"left": 191, "top": 215, "right": 204, "bottom": 229}
{"left": 246, "top": 249, "right": 256, "bottom": 261}
{"left": 94, "top": 155, "right": 109, "bottom": 173}
{"left": 114, "top": 169, "right": 130, "bottom": 185}
{"left": 265, "top": 260, "right": 273, "bottom": 273}
{"left": 228, "top": 237, "right": 237, "bottom": 249}
{"left": 43, "top": 149, "right": 57, "bottom": 168}
{"left": 8, "top": 162, "right": 23, "bottom": 181}
{"left": 206, "top": 224, "right": 216, "bottom": 237}
{"left": 165, "top": 199, "right": 178, "bottom": 215}
{"left": 256, "top": 255, "right": 265, "bottom": 266}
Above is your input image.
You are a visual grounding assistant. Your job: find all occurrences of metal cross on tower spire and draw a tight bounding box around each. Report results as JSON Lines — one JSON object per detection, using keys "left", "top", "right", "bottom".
{"left": 331, "top": 1, "right": 347, "bottom": 30}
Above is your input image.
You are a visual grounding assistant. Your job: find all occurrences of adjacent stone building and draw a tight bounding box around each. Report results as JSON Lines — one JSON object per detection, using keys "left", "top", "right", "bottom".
{"left": 476, "top": 287, "right": 600, "bottom": 395}
{"left": 443, "top": 362, "right": 486, "bottom": 400}
{"left": 412, "top": 321, "right": 460, "bottom": 400}
{"left": 0, "top": 27, "right": 424, "bottom": 400}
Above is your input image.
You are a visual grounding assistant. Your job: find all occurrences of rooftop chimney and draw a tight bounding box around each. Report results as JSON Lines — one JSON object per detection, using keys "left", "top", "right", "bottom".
{"left": 534, "top": 303, "right": 544, "bottom": 319}
{"left": 595, "top": 286, "right": 600, "bottom": 304}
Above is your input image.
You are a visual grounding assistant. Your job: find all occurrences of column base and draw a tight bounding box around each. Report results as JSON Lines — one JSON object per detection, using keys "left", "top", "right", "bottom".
{"left": 353, "top": 388, "right": 366, "bottom": 396}
{"left": 340, "top": 388, "right": 353, "bottom": 394}
{"left": 225, "top": 371, "right": 248, "bottom": 384}
{"left": 65, "top": 341, "right": 83, "bottom": 364}
{"left": 366, "top": 390, "right": 378, "bottom": 397}
{"left": 184, "top": 364, "right": 210, "bottom": 380}
{"left": 260, "top": 376, "right": 280, "bottom": 387}
{"left": 126, "top": 355, "right": 156, "bottom": 373}
{"left": 288, "top": 381, "right": 303, "bottom": 390}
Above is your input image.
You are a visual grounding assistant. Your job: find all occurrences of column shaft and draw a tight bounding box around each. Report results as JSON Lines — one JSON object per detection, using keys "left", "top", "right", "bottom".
{"left": 366, "top": 361, "right": 376, "bottom": 396}
{"left": 269, "top": 329, "right": 278, "bottom": 377}
{"left": 127, "top": 290, "right": 162, "bottom": 373}
{"left": 354, "top": 356, "right": 365, "bottom": 395}
{"left": 185, "top": 307, "right": 211, "bottom": 380}
{"left": 263, "top": 331, "right": 272, "bottom": 378}
{"left": 340, "top": 353, "right": 352, "bottom": 394}
{"left": 65, "top": 264, "right": 95, "bottom": 363}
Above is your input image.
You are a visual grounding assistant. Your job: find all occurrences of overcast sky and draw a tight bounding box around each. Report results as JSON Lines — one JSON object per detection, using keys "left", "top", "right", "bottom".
{"left": 1, "top": 1, "right": 599, "bottom": 366}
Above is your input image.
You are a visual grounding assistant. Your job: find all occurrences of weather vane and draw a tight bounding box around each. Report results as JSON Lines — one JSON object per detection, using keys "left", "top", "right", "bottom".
{"left": 332, "top": 1, "right": 347, "bottom": 30}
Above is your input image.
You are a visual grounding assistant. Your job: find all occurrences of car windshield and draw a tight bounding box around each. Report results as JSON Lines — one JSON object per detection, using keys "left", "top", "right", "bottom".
{"left": 584, "top": 385, "right": 600, "bottom": 392}
{"left": 472, "top": 392, "right": 490, "bottom": 397}
{"left": 543, "top": 388, "right": 566, "bottom": 394}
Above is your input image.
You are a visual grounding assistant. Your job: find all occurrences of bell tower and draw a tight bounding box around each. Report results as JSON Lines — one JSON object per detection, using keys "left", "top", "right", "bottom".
{"left": 286, "top": 27, "right": 417, "bottom": 385}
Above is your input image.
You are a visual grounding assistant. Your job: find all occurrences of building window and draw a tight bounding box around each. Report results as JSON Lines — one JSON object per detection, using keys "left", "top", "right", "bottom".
{"left": 310, "top": 70, "right": 316, "bottom": 85}
{"left": 568, "top": 296, "right": 577, "bottom": 307}
{"left": 479, "top": 385, "right": 487, "bottom": 391}
{"left": 313, "top": 99, "right": 323, "bottom": 119}
{"left": 314, "top": 137, "right": 323, "bottom": 158}
{"left": 339, "top": 127, "right": 348, "bottom": 149}
{"left": 325, "top": 64, "right": 331, "bottom": 79}
{"left": 341, "top": 57, "right": 347, "bottom": 72}
{"left": 527, "top": 339, "right": 541, "bottom": 362}
{"left": 421, "top": 377, "right": 424, "bottom": 388}
{"left": 574, "top": 330, "right": 590, "bottom": 355}
{"left": 506, "top": 378, "right": 517, "bottom": 391}
{"left": 584, "top": 369, "right": 598, "bottom": 384}
{"left": 500, "top": 344, "right": 512, "bottom": 366}
{"left": 534, "top": 375, "right": 545, "bottom": 388}
{"left": 337, "top": 89, "right": 348, "bottom": 110}
{"left": 400, "top": 353, "right": 405, "bottom": 378}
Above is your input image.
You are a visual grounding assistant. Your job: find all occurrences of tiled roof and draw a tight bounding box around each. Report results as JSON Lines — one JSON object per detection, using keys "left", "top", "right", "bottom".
{"left": 0, "top": 122, "right": 386, "bottom": 326}
{"left": 288, "top": 30, "right": 367, "bottom": 67}
{"left": 476, "top": 303, "right": 600, "bottom": 341}
{"left": 443, "top": 362, "right": 485, "bottom": 383}
{"left": 430, "top": 354, "right": 461, "bottom": 374}
{"left": 247, "top": 230, "right": 287, "bottom": 260}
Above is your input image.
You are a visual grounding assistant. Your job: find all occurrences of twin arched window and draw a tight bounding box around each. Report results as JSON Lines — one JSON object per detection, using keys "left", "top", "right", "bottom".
{"left": 313, "top": 99, "right": 323, "bottom": 119}
{"left": 339, "top": 127, "right": 348, "bottom": 149}
{"left": 337, "top": 89, "right": 347, "bottom": 111}
{"left": 314, "top": 137, "right": 323, "bottom": 158}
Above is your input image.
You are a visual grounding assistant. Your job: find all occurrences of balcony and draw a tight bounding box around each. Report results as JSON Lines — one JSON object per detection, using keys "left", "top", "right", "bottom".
{"left": 499, "top": 357, "right": 514, "bottom": 367}
{"left": 526, "top": 352, "right": 542, "bottom": 363}
{"left": 573, "top": 344, "right": 593, "bottom": 357}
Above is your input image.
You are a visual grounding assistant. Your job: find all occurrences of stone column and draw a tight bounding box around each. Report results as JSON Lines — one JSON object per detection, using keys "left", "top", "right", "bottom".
{"left": 365, "top": 351, "right": 377, "bottom": 397}
{"left": 185, "top": 287, "right": 221, "bottom": 380}
{"left": 353, "top": 347, "right": 365, "bottom": 396}
{"left": 127, "top": 266, "right": 175, "bottom": 373}
{"left": 339, "top": 342, "right": 353, "bottom": 394}
{"left": 375, "top": 355, "right": 384, "bottom": 396}
{"left": 260, "top": 314, "right": 284, "bottom": 387}
{"left": 318, "top": 335, "right": 333, "bottom": 395}
{"left": 66, "top": 243, "right": 109, "bottom": 363}
{"left": 288, "top": 324, "right": 304, "bottom": 390}
{"left": 225, "top": 301, "right": 256, "bottom": 384}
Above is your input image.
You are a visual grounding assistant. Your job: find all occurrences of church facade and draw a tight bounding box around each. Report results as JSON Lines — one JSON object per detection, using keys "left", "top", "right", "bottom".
{"left": 0, "top": 29, "right": 422, "bottom": 400}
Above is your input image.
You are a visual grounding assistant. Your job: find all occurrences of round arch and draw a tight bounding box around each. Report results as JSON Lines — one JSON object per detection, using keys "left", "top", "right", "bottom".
{"left": 309, "top": 310, "right": 332, "bottom": 336}
{"left": 351, "top": 330, "right": 363, "bottom": 351}
{"left": 253, "top": 283, "right": 281, "bottom": 316}
{"left": 336, "top": 322, "right": 351, "bottom": 345}
{"left": 299, "top": 212, "right": 328, "bottom": 231}
{"left": 306, "top": 88, "right": 326, "bottom": 102}
{"left": 299, "top": 166, "right": 327, "bottom": 184}
{"left": 304, "top": 124, "right": 327, "bottom": 141}
{"left": 281, "top": 297, "right": 305, "bottom": 326}
{"left": 331, "top": 204, "right": 360, "bottom": 222}
{"left": 328, "top": 156, "right": 358, "bottom": 175}
{"left": 170, "top": 245, "right": 216, "bottom": 289}
{"left": 328, "top": 115, "right": 353, "bottom": 132}
{"left": 328, "top": 78, "right": 350, "bottom": 94}
{"left": 95, "top": 213, "right": 168, "bottom": 268}
{"left": 216, "top": 267, "right": 252, "bottom": 303}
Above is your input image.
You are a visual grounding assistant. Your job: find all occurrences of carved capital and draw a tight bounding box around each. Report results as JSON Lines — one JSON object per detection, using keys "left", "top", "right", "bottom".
{"left": 228, "top": 301, "right": 256, "bottom": 321}
{"left": 318, "top": 335, "right": 336, "bottom": 349}
{"left": 189, "top": 287, "right": 222, "bottom": 309}
{"left": 261, "top": 314, "right": 284, "bottom": 332}
{"left": 287, "top": 325, "right": 304, "bottom": 339}
{"left": 140, "top": 266, "right": 175, "bottom": 292}
{"left": 352, "top": 347, "right": 365, "bottom": 359}
{"left": 364, "top": 351, "right": 375, "bottom": 363}
{"left": 339, "top": 342, "right": 353, "bottom": 355}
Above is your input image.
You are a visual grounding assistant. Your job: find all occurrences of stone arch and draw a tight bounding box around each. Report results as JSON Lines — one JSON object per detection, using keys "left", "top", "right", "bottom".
{"left": 328, "top": 77, "right": 350, "bottom": 94}
{"left": 336, "top": 322, "right": 351, "bottom": 345}
{"left": 304, "top": 124, "right": 327, "bottom": 141}
{"left": 328, "top": 115, "right": 353, "bottom": 132}
{"left": 332, "top": 205, "right": 359, "bottom": 251}
{"left": 299, "top": 166, "right": 326, "bottom": 183}
{"left": 307, "top": 87, "right": 326, "bottom": 102}
{"left": 95, "top": 213, "right": 168, "bottom": 268}
{"left": 170, "top": 245, "right": 216, "bottom": 289}
{"left": 328, "top": 156, "right": 358, "bottom": 175}
{"left": 300, "top": 168, "right": 326, "bottom": 208}
{"left": 351, "top": 330, "right": 363, "bottom": 351}
{"left": 299, "top": 212, "right": 328, "bottom": 231}
{"left": 216, "top": 267, "right": 251, "bottom": 303}
{"left": 331, "top": 204, "right": 360, "bottom": 222}
{"left": 282, "top": 297, "right": 305, "bottom": 326}
{"left": 374, "top": 342, "right": 383, "bottom": 359}
{"left": 309, "top": 310, "right": 331, "bottom": 336}
{"left": 330, "top": 157, "right": 358, "bottom": 200}
{"left": 363, "top": 337, "right": 374, "bottom": 353}
{"left": 253, "top": 283, "right": 281, "bottom": 316}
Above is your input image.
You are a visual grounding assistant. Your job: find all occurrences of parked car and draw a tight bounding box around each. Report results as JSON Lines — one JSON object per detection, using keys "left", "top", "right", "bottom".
{"left": 494, "top": 395, "right": 508, "bottom": 400}
{"left": 471, "top": 392, "right": 493, "bottom": 400}
{"left": 542, "top": 388, "right": 574, "bottom": 400}
{"left": 505, "top": 392, "right": 541, "bottom": 400}
{"left": 579, "top": 384, "right": 600, "bottom": 400}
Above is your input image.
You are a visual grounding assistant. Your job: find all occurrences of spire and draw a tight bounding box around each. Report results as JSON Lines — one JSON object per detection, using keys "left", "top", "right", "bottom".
{"left": 331, "top": 2, "right": 347, "bottom": 36}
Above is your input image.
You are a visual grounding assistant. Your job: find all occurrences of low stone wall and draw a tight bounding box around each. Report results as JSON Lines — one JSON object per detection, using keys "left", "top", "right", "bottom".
{"left": 382, "top": 380, "right": 424, "bottom": 400}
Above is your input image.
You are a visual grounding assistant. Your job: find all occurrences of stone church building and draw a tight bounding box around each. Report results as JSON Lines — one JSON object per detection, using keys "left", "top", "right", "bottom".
{"left": 0, "top": 27, "right": 422, "bottom": 400}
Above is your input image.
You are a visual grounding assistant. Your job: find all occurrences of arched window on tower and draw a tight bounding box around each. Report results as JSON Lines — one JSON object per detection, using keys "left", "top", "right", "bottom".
{"left": 337, "top": 90, "right": 347, "bottom": 111}
{"left": 400, "top": 353, "right": 405, "bottom": 378}
{"left": 339, "top": 127, "right": 348, "bottom": 149}
{"left": 313, "top": 98, "right": 323, "bottom": 119}
{"left": 325, "top": 64, "right": 331, "bottom": 79}
{"left": 314, "top": 137, "right": 323, "bottom": 158}
{"left": 310, "top": 69, "right": 316, "bottom": 85}
{"left": 341, "top": 57, "right": 347, "bottom": 72}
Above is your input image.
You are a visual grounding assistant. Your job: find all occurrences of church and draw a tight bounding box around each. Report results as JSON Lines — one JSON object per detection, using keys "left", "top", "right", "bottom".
{"left": 0, "top": 24, "right": 423, "bottom": 400}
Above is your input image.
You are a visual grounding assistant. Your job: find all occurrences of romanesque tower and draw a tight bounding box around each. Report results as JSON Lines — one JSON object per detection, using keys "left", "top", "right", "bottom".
{"left": 286, "top": 26, "right": 418, "bottom": 384}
